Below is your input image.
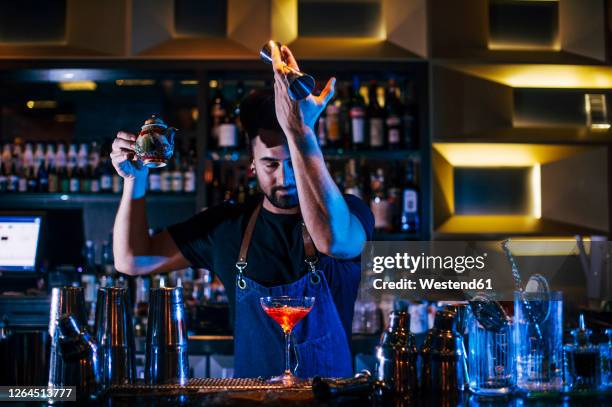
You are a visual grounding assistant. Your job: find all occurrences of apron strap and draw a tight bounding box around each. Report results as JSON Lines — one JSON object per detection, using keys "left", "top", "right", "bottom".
{"left": 236, "top": 199, "right": 320, "bottom": 289}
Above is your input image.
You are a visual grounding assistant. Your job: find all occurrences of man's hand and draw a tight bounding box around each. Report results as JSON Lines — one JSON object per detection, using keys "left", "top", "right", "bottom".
{"left": 270, "top": 42, "right": 336, "bottom": 134}
{"left": 110, "top": 131, "right": 148, "bottom": 181}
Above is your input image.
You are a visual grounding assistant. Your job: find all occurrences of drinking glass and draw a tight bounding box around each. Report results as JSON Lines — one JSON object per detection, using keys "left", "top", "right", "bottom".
{"left": 467, "top": 297, "right": 514, "bottom": 396}
{"left": 513, "top": 290, "right": 563, "bottom": 395}
{"left": 260, "top": 296, "right": 315, "bottom": 386}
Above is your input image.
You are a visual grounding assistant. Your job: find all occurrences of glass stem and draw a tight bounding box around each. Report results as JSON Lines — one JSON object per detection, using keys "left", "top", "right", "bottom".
{"left": 284, "top": 331, "right": 291, "bottom": 375}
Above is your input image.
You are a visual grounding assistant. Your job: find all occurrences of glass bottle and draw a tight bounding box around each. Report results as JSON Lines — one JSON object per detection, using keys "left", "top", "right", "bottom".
{"left": 349, "top": 77, "right": 366, "bottom": 150}
{"left": 386, "top": 80, "right": 403, "bottom": 150}
{"left": 400, "top": 160, "right": 420, "bottom": 233}
{"left": 563, "top": 314, "right": 601, "bottom": 392}
{"left": 370, "top": 168, "right": 391, "bottom": 232}
{"left": 367, "top": 80, "right": 385, "bottom": 149}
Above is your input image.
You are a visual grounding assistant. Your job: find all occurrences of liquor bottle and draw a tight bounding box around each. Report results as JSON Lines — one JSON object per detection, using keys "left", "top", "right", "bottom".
{"left": 34, "top": 143, "right": 45, "bottom": 170}
{"left": 317, "top": 110, "right": 327, "bottom": 148}
{"left": 325, "top": 101, "right": 341, "bottom": 148}
{"left": 55, "top": 143, "right": 67, "bottom": 170}
{"left": 12, "top": 142, "right": 22, "bottom": 174}
{"left": 183, "top": 153, "right": 196, "bottom": 194}
{"left": 48, "top": 163, "right": 58, "bottom": 193}
{"left": 148, "top": 165, "right": 162, "bottom": 193}
{"left": 400, "top": 160, "right": 419, "bottom": 233}
{"left": 368, "top": 81, "right": 385, "bottom": 149}
{"left": 26, "top": 165, "right": 38, "bottom": 192}
{"left": 67, "top": 144, "right": 78, "bottom": 172}
{"left": 100, "top": 158, "right": 113, "bottom": 192}
{"left": 370, "top": 168, "right": 392, "bottom": 232}
{"left": 160, "top": 162, "right": 172, "bottom": 193}
{"left": 402, "top": 80, "right": 418, "bottom": 149}
{"left": 45, "top": 143, "right": 56, "bottom": 170}
{"left": 338, "top": 85, "right": 351, "bottom": 149}
{"left": 59, "top": 163, "right": 70, "bottom": 193}
{"left": 1, "top": 145, "right": 12, "bottom": 172}
{"left": 171, "top": 156, "right": 184, "bottom": 193}
{"left": 89, "top": 162, "right": 100, "bottom": 193}
{"left": 218, "top": 110, "right": 238, "bottom": 150}
{"left": 210, "top": 83, "right": 227, "bottom": 149}
{"left": 386, "top": 80, "right": 403, "bottom": 150}
{"left": 17, "top": 164, "right": 27, "bottom": 192}
{"left": 69, "top": 166, "right": 80, "bottom": 193}
{"left": 387, "top": 173, "right": 401, "bottom": 233}
{"left": 77, "top": 144, "right": 88, "bottom": 169}
{"left": 7, "top": 162, "right": 18, "bottom": 192}
{"left": 349, "top": 78, "right": 366, "bottom": 150}
{"left": 344, "top": 159, "right": 363, "bottom": 199}
{"left": 37, "top": 162, "right": 49, "bottom": 193}
{"left": 23, "top": 143, "right": 34, "bottom": 169}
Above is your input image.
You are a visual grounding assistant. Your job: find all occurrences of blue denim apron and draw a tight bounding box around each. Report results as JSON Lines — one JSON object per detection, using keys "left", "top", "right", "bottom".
{"left": 232, "top": 202, "right": 353, "bottom": 379}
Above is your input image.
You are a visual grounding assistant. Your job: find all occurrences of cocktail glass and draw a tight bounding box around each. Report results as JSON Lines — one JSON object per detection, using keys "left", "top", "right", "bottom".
{"left": 260, "top": 296, "right": 315, "bottom": 386}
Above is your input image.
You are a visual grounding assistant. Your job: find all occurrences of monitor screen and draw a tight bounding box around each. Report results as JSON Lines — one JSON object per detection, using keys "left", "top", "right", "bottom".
{"left": 0, "top": 215, "right": 42, "bottom": 272}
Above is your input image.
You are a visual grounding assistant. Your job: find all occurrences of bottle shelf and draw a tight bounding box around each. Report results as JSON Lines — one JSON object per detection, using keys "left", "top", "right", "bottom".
{"left": 206, "top": 148, "right": 421, "bottom": 162}
{"left": 0, "top": 192, "right": 196, "bottom": 208}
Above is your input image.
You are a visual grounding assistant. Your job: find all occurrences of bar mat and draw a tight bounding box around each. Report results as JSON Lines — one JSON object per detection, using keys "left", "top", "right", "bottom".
{"left": 109, "top": 378, "right": 312, "bottom": 394}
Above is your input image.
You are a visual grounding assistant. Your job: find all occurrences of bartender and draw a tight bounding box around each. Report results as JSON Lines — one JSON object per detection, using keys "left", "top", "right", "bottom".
{"left": 111, "top": 43, "right": 374, "bottom": 378}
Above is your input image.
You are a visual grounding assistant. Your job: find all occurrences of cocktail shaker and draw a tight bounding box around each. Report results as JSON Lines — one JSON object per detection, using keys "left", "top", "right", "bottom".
{"left": 374, "top": 311, "right": 418, "bottom": 398}
{"left": 95, "top": 287, "right": 136, "bottom": 386}
{"left": 145, "top": 287, "right": 189, "bottom": 385}
{"left": 56, "top": 315, "right": 100, "bottom": 398}
{"left": 48, "top": 287, "right": 88, "bottom": 387}
{"left": 420, "top": 310, "right": 469, "bottom": 395}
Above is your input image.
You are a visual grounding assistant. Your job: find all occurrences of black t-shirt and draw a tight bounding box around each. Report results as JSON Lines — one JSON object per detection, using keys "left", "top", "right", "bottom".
{"left": 167, "top": 194, "right": 374, "bottom": 340}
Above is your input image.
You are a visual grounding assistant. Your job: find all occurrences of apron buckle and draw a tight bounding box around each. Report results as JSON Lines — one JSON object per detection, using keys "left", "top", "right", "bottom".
{"left": 236, "top": 261, "right": 248, "bottom": 290}
{"left": 305, "top": 256, "right": 320, "bottom": 285}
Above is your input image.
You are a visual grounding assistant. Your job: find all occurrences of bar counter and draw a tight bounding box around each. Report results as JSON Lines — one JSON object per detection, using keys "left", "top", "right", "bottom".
{"left": 96, "top": 381, "right": 612, "bottom": 407}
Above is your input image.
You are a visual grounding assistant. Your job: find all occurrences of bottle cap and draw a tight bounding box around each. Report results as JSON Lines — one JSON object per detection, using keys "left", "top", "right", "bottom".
{"left": 570, "top": 314, "right": 592, "bottom": 346}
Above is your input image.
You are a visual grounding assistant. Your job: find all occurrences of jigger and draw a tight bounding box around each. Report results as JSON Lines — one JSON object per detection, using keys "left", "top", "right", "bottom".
{"left": 260, "top": 41, "right": 315, "bottom": 100}
{"left": 95, "top": 287, "right": 136, "bottom": 386}
{"left": 145, "top": 287, "right": 189, "bottom": 385}
{"left": 48, "top": 287, "right": 88, "bottom": 387}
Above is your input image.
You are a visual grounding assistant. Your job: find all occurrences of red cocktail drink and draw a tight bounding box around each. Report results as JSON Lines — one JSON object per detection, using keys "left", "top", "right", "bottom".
{"left": 260, "top": 296, "right": 315, "bottom": 386}
{"left": 262, "top": 305, "right": 312, "bottom": 333}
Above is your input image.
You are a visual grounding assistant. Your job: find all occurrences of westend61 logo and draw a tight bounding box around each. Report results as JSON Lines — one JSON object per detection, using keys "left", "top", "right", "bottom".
{"left": 371, "top": 252, "right": 488, "bottom": 274}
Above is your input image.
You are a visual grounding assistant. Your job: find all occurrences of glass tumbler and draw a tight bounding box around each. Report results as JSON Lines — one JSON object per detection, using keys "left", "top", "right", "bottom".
{"left": 468, "top": 305, "right": 514, "bottom": 395}
{"left": 513, "top": 291, "right": 563, "bottom": 395}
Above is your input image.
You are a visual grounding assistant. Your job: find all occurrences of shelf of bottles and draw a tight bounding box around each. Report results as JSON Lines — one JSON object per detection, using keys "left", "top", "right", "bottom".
{"left": 203, "top": 75, "right": 423, "bottom": 240}
{"left": 0, "top": 139, "right": 198, "bottom": 199}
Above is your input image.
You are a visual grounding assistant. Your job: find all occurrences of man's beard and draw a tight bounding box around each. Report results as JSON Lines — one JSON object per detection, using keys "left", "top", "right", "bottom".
{"left": 265, "top": 186, "right": 298, "bottom": 209}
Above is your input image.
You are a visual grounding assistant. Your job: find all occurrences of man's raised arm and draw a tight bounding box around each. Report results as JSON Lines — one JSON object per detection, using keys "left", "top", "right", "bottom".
{"left": 111, "top": 131, "right": 189, "bottom": 276}
{"left": 270, "top": 44, "right": 367, "bottom": 259}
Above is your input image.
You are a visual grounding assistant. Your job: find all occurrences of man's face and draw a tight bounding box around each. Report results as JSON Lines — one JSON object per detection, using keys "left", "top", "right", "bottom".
{"left": 251, "top": 129, "right": 298, "bottom": 209}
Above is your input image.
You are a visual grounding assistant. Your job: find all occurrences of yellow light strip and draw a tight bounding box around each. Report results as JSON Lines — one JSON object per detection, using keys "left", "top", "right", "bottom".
{"left": 433, "top": 143, "right": 584, "bottom": 167}
{"left": 115, "top": 79, "right": 155, "bottom": 86}
{"left": 26, "top": 100, "right": 57, "bottom": 109}
{"left": 58, "top": 81, "right": 97, "bottom": 91}
{"left": 531, "top": 164, "right": 541, "bottom": 219}
{"left": 507, "top": 237, "right": 587, "bottom": 257}
{"left": 448, "top": 64, "right": 612, "bottom": 89}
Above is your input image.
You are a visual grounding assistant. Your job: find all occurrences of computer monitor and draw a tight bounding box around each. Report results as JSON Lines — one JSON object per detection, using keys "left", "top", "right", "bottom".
{"left": 0, "top": 215, "right": 43, "bottom": 272}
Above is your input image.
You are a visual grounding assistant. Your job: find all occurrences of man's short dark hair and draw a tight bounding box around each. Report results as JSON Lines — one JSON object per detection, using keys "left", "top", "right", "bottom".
{"left": 239, "top": 89, "right": 283, "bottom": 144}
